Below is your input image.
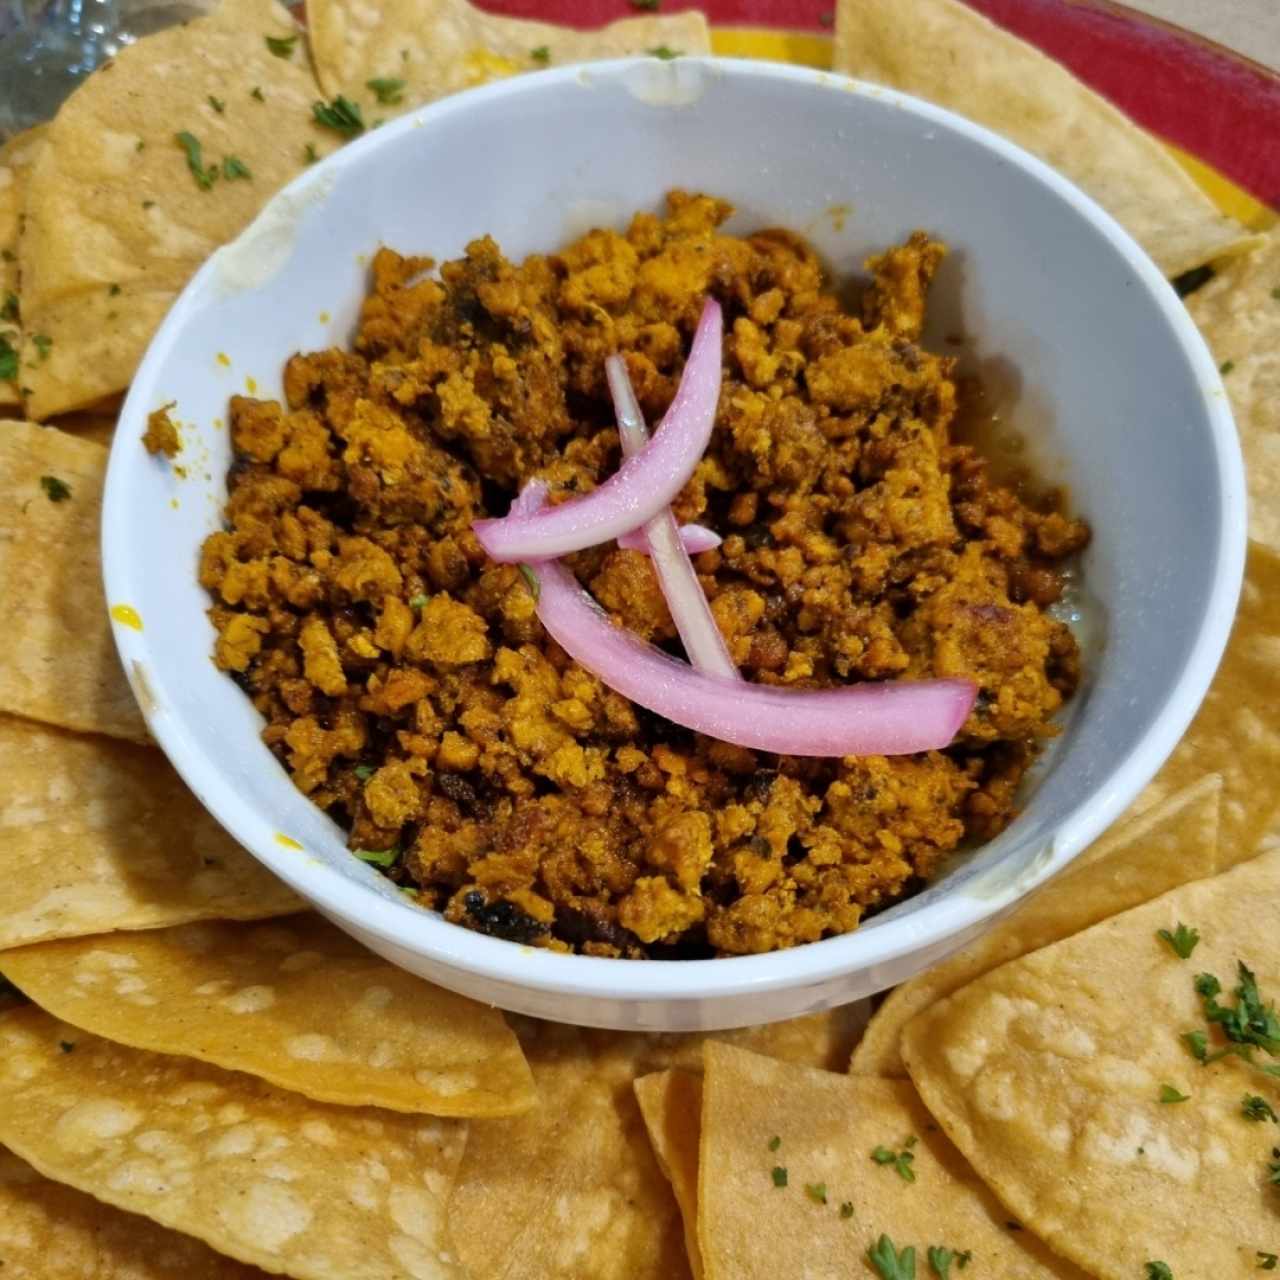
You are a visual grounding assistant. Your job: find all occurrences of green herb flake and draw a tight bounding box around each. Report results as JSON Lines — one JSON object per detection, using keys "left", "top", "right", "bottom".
{"left": 304, "top": 142, "right": 319, "bottom": 164}
{"left": 265, "top": 32, "right": 298, "bottom": 58}
{"left": 207, "top": 94, "right": 225, "bottom": 113}
{"left": 767, "top": 1135, "right": 781, "bottom": 1152}
{"left": 135, "top": 139, "right": 145, "bottom": 152}
{"left": 0, "top": 335, "right": 17, "bottom": 381}
{"left": 1158, "top": 923, "right": 1200, "bottom": 959}
{"left": 839, "top": 1202, "right": 854, "bottom": 1220}
{"left": 1271, "top": 286, "right": 1280, "bottom": 302}
{"left": 1158, "top": 1084, "right": 1190, "bottom": 1104}
{"left": 1258, "top": 1251, "right": 1278, "bottom": 1269}
{"left": 108, "top": 283, "right": 121, "bottom": 297}
{"left": 409, "top": 593, "right": 429, "bottom": 609}
{"left": 1269, "top": 1147, "right": 1280, "bottom": 1186}
{"left": 366, "top": 76, "right": 406, "bottom": 104}
{"left": 871, "top": 1142, "right": 917, "bottom": 1183}
{"left": 1244, "top": 1094, "right": 1280, "bottom": 1123}
{"left": 58, "top": 1040, "right": 75, "bottom": 1053}
{"left": 175, "top": 130, "right": 218, "bottom": 190}
{"left": 868, "top": 1234, "right": 915, "bottom": 1280}
{"left": 142, "top": 199, "right": 155, "bottom": 209}
{"left": 251, "top": 86, "right": 265, "bottom": 101}
{"left": 530, "top": 45, "right": 550, "bottom": 64}
{"left": 354, "top": 765, "right": 375, "bottom": 781}
{"left": 1145, "top": 1264, "right": 1173, "bottom": 1280}
{"left": 804, "top": 1182, "right": 827, "bottom": 1205}
{"left": 647, "top": 45, "right": 680, "bottom": 59}
{"left": 1183, "top": 1029, "right": 1209, "bottom": 1062}
{"left": 928, "top": 1246, "right": 970, "bottom": 1279}
{"left": 39, "top": 475, "right": 72, "bottom": 502}
{"left": 0, "top": 291, "right": 18, "bottom": 323}
{"left": 31, "top": 334, "right": 52, "bottom": 362}
{"left": 1220, "top": 360, "right": 1236, "bottom": 376}
{"left": 221, "top": 156, "right": 252, "bottom": 181}
{"left": 352, "top": 846, "right": 400, "bottom": 867}
{"left": 1197, "top": 962, "right": 1280, "bottom": 1060}
{"left": 770, "top": 1165, "right": 787, "bottom": 1188}
{"left": 312, "top": 95, "right": 365, "bottom": 137}
{"left": 0, "top": 248, "right": 13, "bottom": 262}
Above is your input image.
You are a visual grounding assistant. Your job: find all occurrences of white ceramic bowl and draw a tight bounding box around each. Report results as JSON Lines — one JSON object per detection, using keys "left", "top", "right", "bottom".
{"left": 102, "top": 57, "right": 1245, "bottom": 1031}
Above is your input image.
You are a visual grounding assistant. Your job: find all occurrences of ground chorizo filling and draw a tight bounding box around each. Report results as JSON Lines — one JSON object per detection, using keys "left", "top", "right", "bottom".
{"left": 200, "top": 191, "right": 1089, "bottom": 959}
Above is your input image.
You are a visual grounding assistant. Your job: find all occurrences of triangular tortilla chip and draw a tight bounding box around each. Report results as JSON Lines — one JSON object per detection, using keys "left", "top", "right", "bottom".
{"left": 698, "top": 1042, "right": 1087, "bottom": 1278}
{"left": 831, "top": 0, "right": 1259, "bottom": 276}
{"left": 852, "top": 773, "right": 1222, "bottom": 1077}
{"left": 0, "top": 713, "right": 302, "bottom": 950}
{"left": 635, "top": 1070, "right": 705, "bottom": 1280}
{"left": 902, "top": 844, "right": 1280, "bottom": 1279}
{"left": 0, "top": 914, "right": 534, "bottom": 1117}
{"left": 0, "top": 1006, "right": 467, "bottom": 1279}
{"left": 306, "top": 0, "right": 710, "bottom": 115}
{"left": 446, "top": 1008, "right": 863, "bottom": 1280}
{"left": 0, "top": 422, "right": 146, "bottom": 740}
{"left": 18, "top": 0, "right": 337, "bottom": 418}
{"left": 1187, "top": 232, "right": 1280, "bottom": 553}
{"left": 0, "top": 1142, "right": 269, "bottom": 1279}
{"left": 0, "top": 127, "right": 45, "bottom": 411}
{"left": 1134, "top": 540, "right": 1280, "bottom": 867}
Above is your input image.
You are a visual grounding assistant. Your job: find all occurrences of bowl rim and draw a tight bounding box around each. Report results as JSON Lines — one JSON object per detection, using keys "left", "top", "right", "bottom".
{"left": 102, "top": 54, "right": 1247, "bottom": 1005}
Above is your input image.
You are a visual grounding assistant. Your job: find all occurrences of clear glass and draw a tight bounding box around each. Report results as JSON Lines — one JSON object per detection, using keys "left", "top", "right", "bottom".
{"left": 0, "top": 0, "right": 210, "bottom": 139}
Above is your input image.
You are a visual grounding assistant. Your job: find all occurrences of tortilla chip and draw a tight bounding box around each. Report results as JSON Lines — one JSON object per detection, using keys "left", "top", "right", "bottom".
{"left": 1187, "top": 233, "right": 1280, "bottom": 552}
{"left": 0, "top": 1142, "right": 269, "bottom": 1279}
{"left": 0, "top": 422, "right": 147, "bottom": 740}
{"left": 0, "top": 1006, "right": 468, "bottom": 1279}
{"left": 0, "top": 914, "right": 534, "bottom": 1118}
{"left": 699, "top": 1042, "right": 1087, "bottom": 1278}
{"left": 306, "top": 0, "right": 710, "bottom": 115}
{"left": 0, "top": 128, "right": 45, "bottom": 411}
{"left": 635, "top": 1070, "right": 705, "bottom": 1280}
{"left": 446, "top": 1008, "right": 863, "bottom": 1280}
{"left": 831, "top": 0, "right": 1258, "bottom": 277}
{"left": 903, "top": 843, "right": 1280, "bottom": 1279}
{"left": 852, "top": 773, "right": 1222, "bottom": 1077}
{"left": 0, "top": 713, "right": 302, "bottom": 950}
{"left": 1134, "top": 540, "right": 1280, "bottom": 866}
{"left": 18, "top": 0, "right": 337, "bottom": 419}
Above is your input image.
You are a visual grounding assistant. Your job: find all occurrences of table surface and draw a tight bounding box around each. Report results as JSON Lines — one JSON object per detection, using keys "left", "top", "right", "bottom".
{"left": 1131, "top": 0, "right": 1279, "bottom": 71}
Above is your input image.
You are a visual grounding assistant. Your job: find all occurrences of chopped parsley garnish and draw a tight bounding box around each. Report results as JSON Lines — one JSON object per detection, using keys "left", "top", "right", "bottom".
{"left": 630, "top": 0, "right": 660, "bottom": 9}
{"left": 770, "top": 1165, "right": 787, "bottom": 1188}
{"left": 208, "top": 94, "right": 225, "bottom": 113}
{"left": 265, "top": 32, "right": 298, "bottom": 58}
{"left": 409, "top": 593, "right": 429, "bottom": 609}
{"left": 530, "top": 46, "right": 550, "bottom": 64}
{"left": 647, "top": 45, "right": 680, "bottom": 59}
{"left": 1159, "top": 1084, "right": 1190, "bottom": 1104}
{"left": 39, "top": 475, "right": 72, "bottom": 502}
{"left": 366, "top": 76, "right": 406, "bottom": 104}
{"left": 1220, "top": 360, "right": 1235, "bottom": 375}
{"left": 1244, "top": 1094, "right": 1279, "bottom": 1123}
{"left": 304, "top": 142, "right": 319, "bottom": 164}
{"left": 31, "top": 334, "right": 51, "bottom": 361}
{"left": 142, "top": 199, "right": 155, "bottom": 209}
{"left": 804, "top": 1182, "right": 827, "bottom": 1204}
{"left": 312, "top": 95, "right": 365, "bottom": 137}
{"left": 136, "top": 139, "right": 145, "bottom": 152}
{"left": 108, "top": 283, "right": 121, "bottom": 296}
{"left": 0, "top": 291, "right": 18, "bottom": 322}
{"left": 1272, "top": 287, "right": 1280, "bottom": 302}
{"left": 1158, "top": 923, "right": 1200, "bottom": 959}
{"left": 0, "top": 248, "right": 13, "bottom": 262}
{"left": 58, "top": 1040, "right": 75, "bottom": 1053}
{"left": 1259, "top": 1252, "right": 1278, "bottom": 1269}
{"left": 353, "top": 846, "right": 400, "bottom": 867}
{"left": 175, "top": 130, "right": 218, "bottom": 190}
{"left": 1198, "top": 962, "right": 1280, "bottom": 1058}
{"left": 1183, "top": 1029, "right": 1209, "bottom": 1062}
{"left": 251, "top": 86, "right": 265, "bottom": 101}
{"left": 926, "top": 1246, "right": 971, "bottom": 1278}
{"left": 871, "top": 1137, "right": 917, "bottom": 1183}
{"left": 868, "top": 1234, "right": 915, "bottom": 1280}
{"left": 1145, "top": 1264, "right": 1173, "bottom": 1280}
{"left": 767, "top": 1135, "right": 781, "bottom": 1151}
{"left": 221, "top": 156, "right": 252, "bottom": 181}
{"left": 839, "top": 1201, "right": 854, "bottom": 1219}
{"left": 0, "top": 334, "right": 17, "bottom": 381}
{"left": 354, "top": 764, "right": 375, "bottom": 781}
{"left": 1269, "top": 1147, "right": 1280, "bottom": 1186}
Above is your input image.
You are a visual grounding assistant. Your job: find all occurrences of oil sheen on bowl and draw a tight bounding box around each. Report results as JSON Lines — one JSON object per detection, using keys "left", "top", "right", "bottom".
{"left": 101, "top": 57, "right": 1245, "bottom": 1031}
